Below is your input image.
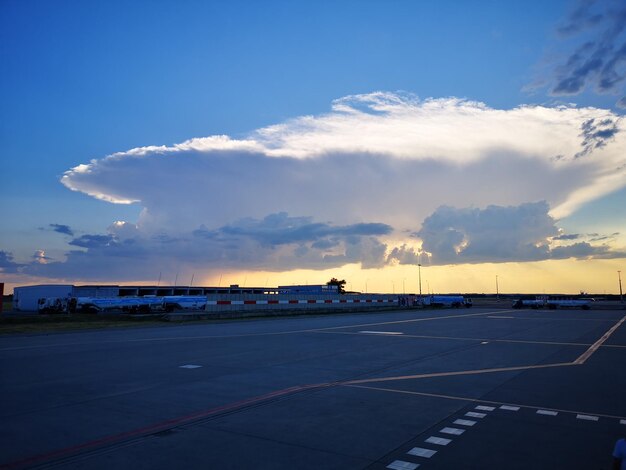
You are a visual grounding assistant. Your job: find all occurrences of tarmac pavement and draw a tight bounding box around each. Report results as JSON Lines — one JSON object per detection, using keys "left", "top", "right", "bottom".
{"left": 0, "top": 307, "right": 624, "bottom": 469}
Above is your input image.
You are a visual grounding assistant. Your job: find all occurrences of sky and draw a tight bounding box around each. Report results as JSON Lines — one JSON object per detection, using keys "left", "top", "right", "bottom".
{"left": 1, "top": 0, "right": 626, "bottom": 295}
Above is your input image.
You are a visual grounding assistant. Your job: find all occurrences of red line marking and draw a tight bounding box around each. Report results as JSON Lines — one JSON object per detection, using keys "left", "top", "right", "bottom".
{"left": 216, "top": 300, "right": 231, "bottom": 305}
{"left": 1, "top": 383, "right": 327, "bottom": 469}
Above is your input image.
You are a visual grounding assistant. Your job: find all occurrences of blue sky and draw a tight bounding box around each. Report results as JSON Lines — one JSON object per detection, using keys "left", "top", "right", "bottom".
{"left": 1, "top": 0, "right": 625, "bottom": 293}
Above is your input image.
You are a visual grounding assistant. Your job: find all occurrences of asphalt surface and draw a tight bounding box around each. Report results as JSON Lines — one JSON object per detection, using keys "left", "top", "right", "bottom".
{"left": 0, "top": 307, "right": 625, "bottom": 469}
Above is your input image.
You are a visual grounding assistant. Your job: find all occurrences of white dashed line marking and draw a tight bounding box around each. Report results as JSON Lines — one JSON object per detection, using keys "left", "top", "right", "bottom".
{"left": 425, "top": 436, "right": 452, "bottom": 446}
{"left": 387, "top": 460, "right": 419, "bottom": 470}
{"left": 621, "top": 420, "right": 626, "bottom": 425}
{"left": 466, "top": 411, "right": 486, "bottom": 418}
{"left": 408, "top": 447, "right": 437, "bottom": 458}
{"left": 359, "top": 331, "right": 404, "bottom": 335}
{"left": 537, "top": 410, "right": 558, "bottom": 416}
{"left": 179, "top": 364, "right": 202, "bottom": 369}
{"left": 440, "top": 427, "right": 465, "bottom": 435}
{"left": 454, "top": 419, "right": 476, "bottom": 426}
{"left": 500, "top": 405, "right": 520, "bottom": 411}
{"left": 475, "top": 405, "right": 496, "bottom": 411}
{"left": 576, "top": 414, "right": 599, "bottom": 421}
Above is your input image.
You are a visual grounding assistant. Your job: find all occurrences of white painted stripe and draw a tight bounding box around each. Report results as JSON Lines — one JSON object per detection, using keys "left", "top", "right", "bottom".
{"left": 425, "top": 436, "right": 451, "bottom": 446}
{"left": 231, "top": 300, "right": 244, "bottom": 305}
{"left": 407, "top": 447, "right": 437, "bottom": 458}
{"left": 465, "top": 411, "right": 486, "bottom": 418}
{"left": 537, "top": 409, "right": 558, "bottom": 416}
{"left": 256, "top": 300, "right": 268, "bottom": 305}
{"left": 316, "top": 299, "right": 325, "bottom": 303}
{"left": 387, "top": 460, "right": 419, "bottom": 470}
{"left": 332, "top": 299, "right": 340, "bottom": 303}
{"left": 476, "top": 405, "right": 495, "bottom": 411}
{"left": 440, "top": 427, "right": 465, "bottom": 435}
{"left": 298, "top": 300, "right": 307, "bottom": 304}
{"left": 453, "top": 419, "right": 476, "bottom": 426}
{"left": 488, "top": 316, "right": 514, "bottom": 319}
{"left": 359, "top": 331, "right": 404, "bottom": 335}
{"left": 480, "top": 341, "right": 489, "bottom": 344}
{"left": 576, "top": 414, "right": 598, "bottom": 421}
{"left": 621, "top": 419, "right": 626, "bottom": 425}
{"left": 179, "top": 364, "right": 202, "bottom": 369}
{"left": 206, "top": 300, "right": 217, "bottom": 305}
{"left": 500, "top": 405, "right": 520, "bottom": 411}
{"left": 278, "top": 300, "right": 289, "bottom": 304}
{"left": 347, "top": 299, "right": 354, "bottom": 303}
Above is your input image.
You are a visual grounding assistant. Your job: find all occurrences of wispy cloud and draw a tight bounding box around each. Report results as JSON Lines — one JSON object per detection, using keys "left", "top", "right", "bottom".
{"left": 48, "top": 224, "right": 74, "bottom": 236}
{"left": 0, "top": 251, "right": 23, "bottom": 274}
{"left": 553, "top": 233, "right": 581, "bottom": 240}
{"left": 539, "top": 0, "right": 626, "bottom": 107}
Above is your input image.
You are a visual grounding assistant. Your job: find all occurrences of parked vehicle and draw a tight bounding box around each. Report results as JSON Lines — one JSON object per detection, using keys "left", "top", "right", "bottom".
{"left": 512, "top": 297, "right": 591, "bottom": 310}
{"left": 423, "top": 295, "right": 472, "bottom": 308}
{"left": 163, "top": 296, "right": 207, "bottom": 312}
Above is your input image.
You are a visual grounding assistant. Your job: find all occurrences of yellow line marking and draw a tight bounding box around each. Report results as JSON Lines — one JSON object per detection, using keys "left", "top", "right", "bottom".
{"left": 313, "top": 310, "right": 516, "bottom": 332}
{"left": 338, "top": 314, "right": 626, "bottom": 386}
{"left": 315, "top": 330, "right": 599, "bottom": 348}
{"left": 342, "top": 384, "right": 626, "bottom": 421}
{"left": 574, "top": 314, "right": 626, "bottom": 364}
{"left": 499, "top": 316, "right": 620, "bottom": 322}
{"left": 343, "top": 362, "right": 573, "bottom": 385}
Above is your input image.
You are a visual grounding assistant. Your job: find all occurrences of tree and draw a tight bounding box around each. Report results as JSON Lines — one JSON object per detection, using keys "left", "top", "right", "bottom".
{"left": 327, "top": 277, "right": 347, "bottom": 294}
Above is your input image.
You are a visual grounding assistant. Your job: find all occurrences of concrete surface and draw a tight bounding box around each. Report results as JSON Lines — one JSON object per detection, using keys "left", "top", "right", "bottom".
{"left": 0, "top": 307, "right": 624, "bottom": 469}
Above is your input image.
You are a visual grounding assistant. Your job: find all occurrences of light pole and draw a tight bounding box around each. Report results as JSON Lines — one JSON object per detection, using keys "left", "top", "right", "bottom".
{"left": 496, "top": 275, "right": 499, "bottom": 302}
{"left": 418, "top": 264, "right": 422, "bottom": 300}
{"left": 619, "top": 270, "right": 623, "bottom": 303}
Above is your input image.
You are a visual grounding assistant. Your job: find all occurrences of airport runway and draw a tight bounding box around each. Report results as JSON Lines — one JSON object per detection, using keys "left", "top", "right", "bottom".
{"left": 1, "top": 307, "right": 625, "bottom": 469}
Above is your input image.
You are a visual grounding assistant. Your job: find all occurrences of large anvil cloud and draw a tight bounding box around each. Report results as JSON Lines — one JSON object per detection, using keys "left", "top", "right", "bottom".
{"left": 35, "top": 92, "right": 626, "bottom": 278}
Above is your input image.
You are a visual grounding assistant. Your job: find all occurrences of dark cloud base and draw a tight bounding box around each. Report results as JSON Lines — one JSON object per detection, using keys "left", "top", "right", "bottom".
{"left": 411, "top": 202, "right": 626, "bottom": 265}
{"left": 4, "top": 203, "right": 625, "bottom": 282}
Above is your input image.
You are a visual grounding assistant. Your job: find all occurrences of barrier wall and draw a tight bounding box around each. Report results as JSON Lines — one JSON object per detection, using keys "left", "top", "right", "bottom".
{"left": 203, "top": 294, "right": 398, "bottom": 312}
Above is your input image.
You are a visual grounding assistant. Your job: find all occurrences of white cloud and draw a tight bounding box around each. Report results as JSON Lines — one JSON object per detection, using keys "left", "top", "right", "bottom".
{"left": 62, "top": 93, "right": 626, "bottom": 230}
{"left": 34, "top": 92, "right": 626, "bottom": 280}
